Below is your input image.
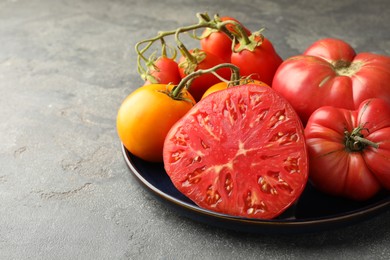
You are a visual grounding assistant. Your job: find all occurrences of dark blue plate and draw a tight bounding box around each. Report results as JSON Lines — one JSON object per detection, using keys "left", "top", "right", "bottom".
{"left": 122, "top": 144, "right": 390, "bottom": 234}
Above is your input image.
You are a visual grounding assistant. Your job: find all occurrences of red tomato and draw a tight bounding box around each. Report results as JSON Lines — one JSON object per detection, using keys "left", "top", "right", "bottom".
{"left": 304, "top": 98, "right": 390, "bottom": 201}
{"left": 117, "top": 84, "right": 195, "bottom": 162}
{"left": 143, "top": 56, "right": 182, "bottom": 85}
{"left": 272, "top": 38, "right": 390, "bottom": 125}
{"left": 178, "top": 49, "right": 231, "bottom": 102}
{"left": 200, "top": 16, "right": 251, "bottom": 62}
{"left": 163, "top": 84, "right": 308, "bottom": 219}
{"left": 230, "top": 34, "right": 283, "bottom": 86}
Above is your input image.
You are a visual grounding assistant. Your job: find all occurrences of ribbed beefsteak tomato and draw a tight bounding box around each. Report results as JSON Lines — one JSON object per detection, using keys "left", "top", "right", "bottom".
{"left": 304, "top": 98, "right": 390, "bottom": 201}
{"left": 163, "top": 84, "right": 308, "bottom": 219}
{"left": 272, "top": 38, "right": 390, "bottom": 125}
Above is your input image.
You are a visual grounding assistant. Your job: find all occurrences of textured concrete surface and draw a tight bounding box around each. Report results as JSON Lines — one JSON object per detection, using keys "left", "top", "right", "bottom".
{"left": 1, "top": 0, "right": 390, "bottom": 259}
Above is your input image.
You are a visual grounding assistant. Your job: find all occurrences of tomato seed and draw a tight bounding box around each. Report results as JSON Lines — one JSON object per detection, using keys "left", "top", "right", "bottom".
{"left": 261, "top": 183, "right": 270, "bottom": 193}
{"left": 249, "top": 92, "right": 263, "bottom": 108}
{"left": 200, "top": 140, "right": 210, "bottom": 149}
{"left": 192, "top": 155, "right": 202, "bottom": 163}
{"left": 173, "top": 128, "right": 189, "bottom": 146}
{"left": 206, "top": 186, "right": 221, "bottom": 206}
{"left": 269, "top": 109, "right": 286, "bottom": 128}
{"left": 224, "top": 174, "right": 233, "bottom": 194}
{"left": 284, "top": 156, "right": 300, "bottom": 174}
{"left": 223, "top": 98, "right": 238, "bottom": 125}
{"left": 247, "top": 207, "right": 254, "bottom": 215}
{"left": 250, "top": 109, "right": 269, "bottom": 128}
{"left": 170, "top": 150, "right": 184, "bottom": 162}
{"left": 244, "top": 190, "right": 266, "bottom": 213}
{"left": 237, "top": 99, "right": 248, "bottom": 117}
{"left": 186, "top": 166, "right": 205, "bottom": 184}
{"left": 196, "top": 113, "right": 220, "bottom": 141}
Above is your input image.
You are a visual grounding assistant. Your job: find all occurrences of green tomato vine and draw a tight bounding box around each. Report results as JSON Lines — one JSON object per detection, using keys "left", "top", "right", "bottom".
{"left": 134, "top": 12, "right": 252, "bottom": 88}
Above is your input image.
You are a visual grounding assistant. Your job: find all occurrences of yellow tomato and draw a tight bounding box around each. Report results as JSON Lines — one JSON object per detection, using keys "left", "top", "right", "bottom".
{"left": 201, "top": 79, "right": 269, "bottom": 100}
{"left": 117, "top": 84, "right": 195, "bottom": 162}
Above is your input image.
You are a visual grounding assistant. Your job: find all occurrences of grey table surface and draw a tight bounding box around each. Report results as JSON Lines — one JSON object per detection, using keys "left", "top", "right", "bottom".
{"left": 1, "top": 0, "right": 390, "bottom": 259}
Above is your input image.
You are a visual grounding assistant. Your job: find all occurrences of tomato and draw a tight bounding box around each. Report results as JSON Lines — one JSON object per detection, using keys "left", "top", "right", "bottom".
{"left": 201, "top": 80, "right": 268, "bottom": 99}
{"left": 178, "top": 49, "right": 231, "bottom": 102}
{"left": 230, "top": 34, "right": 283, "bottom": 86}
{"left": 200, "top": 16, "right": 251, "bottom": 62}
{"left": 143, "top": 56, "right": 182, "bottom": 85}
{"left": 117, "top": 84, "right": 195, "bottom": 162}
{"left": 272, "top": 38, "right": 390, "bottom": 125}
{"left": 304, "top": 98, "right": 390, "bottom": 201}
{"left": 201, "top": 81, "right": 229, "bottom": 99}
{"left": 163, "top": 84, "right": 308, "bottom": 219}
{"left": 200, "top": 32, "right": 232, "bottom": 63}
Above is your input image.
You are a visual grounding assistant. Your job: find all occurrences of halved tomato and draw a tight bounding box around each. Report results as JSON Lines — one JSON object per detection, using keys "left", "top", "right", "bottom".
{"left": 163, "top": 84, "right": 308, "bottom": 219}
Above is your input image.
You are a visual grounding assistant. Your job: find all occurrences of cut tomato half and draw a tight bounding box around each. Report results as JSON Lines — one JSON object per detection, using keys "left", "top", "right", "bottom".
{"left": 163, "top": 84, "right": 308, "bottom": 219}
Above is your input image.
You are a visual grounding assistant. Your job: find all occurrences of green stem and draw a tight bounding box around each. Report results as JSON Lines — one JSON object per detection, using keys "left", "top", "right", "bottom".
{"left": 208, "top": 14, "right": 235, "bottom": 40}
{"left": 135, "top": 14, "right": 216, "bottom": 78}
{"left": 219, "top": 20, "right": 250, "bottom": 44}
{"left": 135, "top": 14, "right": 215, "bottom": 60}
{"left": 352, "top": 135, "right": 379, "bottom": 149}
{"left": 135, "top": 13, "right": 252, "bottom": 77}
{"left": 160, "top": 37, "right": 167, "bottom": 57}
{"left": 175, "top": 28, "right": 197, "bottom": 64}
{"left": 171, "top": 63, "right": 240, "bottom": 99}
{"left": 344, "top": 126, "right": 379, "bottom": 152}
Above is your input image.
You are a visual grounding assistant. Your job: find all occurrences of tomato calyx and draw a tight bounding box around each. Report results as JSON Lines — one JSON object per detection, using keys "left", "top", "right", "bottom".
{"left": 344, "top": 125, "right": 379, "bottom": 152}
{"left": 153, "top": 86, "right": 194, "bottom": 105}
{"left": 177, "top": 47, "right": 207, "bottom": 75}
{"left": 197, "top": 13, "right": 236, "bottom": 41}
{"left": 233, "top": 30, "right": 265, "bottom": 53}
{"left": 332, "top": 60, "right": 363, "bottom": 77}
{"left": 139, "top": 38, "right": 180, "bottom": 84}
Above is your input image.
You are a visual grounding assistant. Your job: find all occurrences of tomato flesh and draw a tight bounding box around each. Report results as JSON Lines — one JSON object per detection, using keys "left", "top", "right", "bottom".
{"left": 163, "top": 84, "right": 308, "bottom": 219}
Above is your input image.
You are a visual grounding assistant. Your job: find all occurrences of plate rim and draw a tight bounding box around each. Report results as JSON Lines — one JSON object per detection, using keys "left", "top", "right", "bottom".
{"left": 122, "top": 144, "right": 390, "bottom": 232}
